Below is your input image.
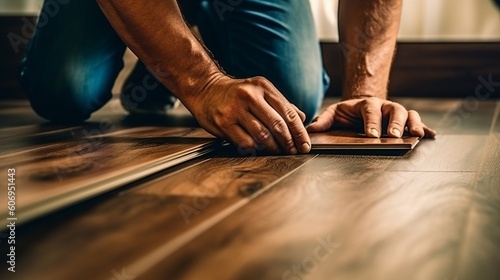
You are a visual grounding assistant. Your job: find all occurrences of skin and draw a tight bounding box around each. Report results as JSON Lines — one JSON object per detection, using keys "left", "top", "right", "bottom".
{"left": 307, "top": 0, "right": 437, "bottom": 138}
{"left": 97, "top": 0, "right": 435, "bottom": 156}
{"left": 97, "top": 0, "right": 310, "bottom": 154}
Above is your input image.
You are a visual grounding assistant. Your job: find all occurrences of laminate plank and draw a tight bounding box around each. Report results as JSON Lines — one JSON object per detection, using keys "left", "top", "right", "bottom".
{"left": 0, "top": 126, "right": 209, "bottom": 164}
{"left": 395, "top": 98, "right": 497, "bottom": 135}
{"left": 0, "top": 155, "right": 313, "bottom": 280}
{"left": 0, "top": 124, "right": 100, "bottom": 154}
{"left": 0, "top": 127, "right": 219, "bottom": 222}
{"left": 0, "top": 98, "right": 496, "bottom": 280}
{"left": 0, "top": 102, "right": 200, "bottom": 155}
{"left": 310, "top": 131, "right": 419, "bottom": 150}
{"left": 394, "top": 98, "right": 460, "bottom": 131}
{"left": 456, "top": 135, "right": 500, "bottom": 279}
{"left": 134, "top": 155, "right": 396, "bottom": 279}
{"left": 493, "top": 101, "right": 500, "bottom": 134}
{"left": 435, "top": 100, "right": 498, "bottom": 135}
{"left": 387, "top": 135, "right": 487, "bottom": 172}
{"left": 139, "top": 157, "right": 479, "bottom": 280}
{"left": 0, "top": 124, "right": 80, "bottom": 140}
{"left": 0, "top": 100, "right": 46, "bottom": 127}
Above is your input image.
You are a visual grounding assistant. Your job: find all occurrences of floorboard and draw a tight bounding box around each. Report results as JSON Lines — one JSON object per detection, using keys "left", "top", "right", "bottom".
{"left": 386, "top": 135, "right": 487, "bottom": 172}
{"left": 1, "top": 155, "right": 313, "bottom": 280}
{"left": 456, "top": 134, "right": 500, "bottom": 279}
{"left": 395, "top": 99, "right": 498, "bottom": 135}
{"left": 0, "top": 97, "right": 498, "bottom": 280}
{"left": 140, "top": 157, "right": 477, "bottom": 280}
{"left": 0, "top": 126, "right": 219, "bottom": 222}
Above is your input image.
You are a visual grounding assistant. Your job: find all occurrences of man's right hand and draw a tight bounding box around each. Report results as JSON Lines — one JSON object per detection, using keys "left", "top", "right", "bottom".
{"left": 97, "top": 0, "right": 310, "bottom": 154}
{"left": 186, "top": 74, "right": 312, "bottom": 154}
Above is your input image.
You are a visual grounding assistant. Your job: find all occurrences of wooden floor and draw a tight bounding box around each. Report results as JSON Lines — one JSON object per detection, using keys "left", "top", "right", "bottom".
{"left": 0, "top": 97, "right": 499, "bottom": 280}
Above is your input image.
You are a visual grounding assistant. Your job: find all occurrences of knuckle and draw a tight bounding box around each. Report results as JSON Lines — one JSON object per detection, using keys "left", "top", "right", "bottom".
{"left": 391, "top": 103, "right": 406, "bottom": 113}
{"left": 250, "top": 76, "right": 269, "bottom": 86}
{"left": 239, "top": 140, "right": 256, "bottom": 151}
{"left": 284, "top": 106, "right": 298, "bottom": 122}
{"left": 362, "top": 104, "right": 378, "bottom": 115}
{"left": 271, "top": 119, "right": 286, "bottom": 134}
{"left": 235, "top": 85, "right": 255, "bottom": 101}
{"left": 390, "top": 120, "right": 405, "bottom": 127}
{"left": 284, "top": 138, "right": 295, "bottom": 150}
{"left": 250, "top": 76, "right": 276, "bottom": 93}
{"left": 361, "top": 97, "right": 375, "bottom": 105}
{"left": 213, "top": 114, "right": 232, "bottom": 128}
{"left": 366, "top": 121, "right": 380, "bottom": 127}
{"left": 255, "top": 128, "right": 271, "bottom": 142}
{"left": 294, "top": 131, "right": 309, "bottom": 143}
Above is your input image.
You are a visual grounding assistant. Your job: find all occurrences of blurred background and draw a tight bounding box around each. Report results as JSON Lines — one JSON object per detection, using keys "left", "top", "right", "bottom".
{"left": 1, "top": 0, "right": 499, "bottom": 100}
{"left": 311, "top": 0, "right": 500, "bottom": 41}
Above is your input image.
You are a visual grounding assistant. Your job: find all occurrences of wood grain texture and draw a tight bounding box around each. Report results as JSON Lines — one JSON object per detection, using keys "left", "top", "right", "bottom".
{"left": 140, "top": 156, "right": 481, "bottom": 280}
{"left": 456, "top": 134, "right": 500, "bottom": 279}
{"left": 494, "top": 101, "right": 500, "bottom": 134}
{"left": 310, "top": 131, "right": 419, "bottom": 150}
{"left": 394, "top": 99, "right": 497, "bottom": 135}
{"left": 0, "top": 155, "right": 313, "bottom": 280}
{"left": 0, "top": 126, "right": 219, "bottom": 222}
{"left": 0, "top": 98, "right": 498, "bottom": 280}
{"left": 386, "top": 135, "right": 487, "bottom": 172}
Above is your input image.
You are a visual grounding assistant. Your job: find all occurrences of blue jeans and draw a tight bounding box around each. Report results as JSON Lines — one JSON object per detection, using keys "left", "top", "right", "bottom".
{"left": 20, "top": 0, "right": 329, "bottom": 123}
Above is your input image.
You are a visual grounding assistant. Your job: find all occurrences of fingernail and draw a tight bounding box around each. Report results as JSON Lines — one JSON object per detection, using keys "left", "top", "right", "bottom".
{"left": 300, "top": 142, "right": 311, "bottom": 153}
{"left": 370, "top": 128, "right": 380, "bottom": 138}
{"left": 290, "top": 147, "right": 298, "bottom": 154}
{"left": 392, "top": 128, "right": 401, "bottom": 138}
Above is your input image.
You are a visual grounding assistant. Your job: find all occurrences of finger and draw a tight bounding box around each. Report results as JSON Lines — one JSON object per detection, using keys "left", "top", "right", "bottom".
{"left": 237, "top": 112, "right": 280, "bottom": 152}
{"left": 406, "top": 110, "right": 425, "bottom": 137}
{"left": 423, "top": 124, "right": 437, "bottom": 138}
{"left": 359, "top": 99, "right": 382, "bottom": 138}
{"left": 223, "top": 123, "right": 257, "bottom": 151}
{"left": 382, "top": 102, "right": 408, "bottom": 138}
{"left": 270, "top": 100, "right": 311, "bottom": 154}
{"left": 253, "top": 91, "right": 310, "bottom": 154}
{"left": 306, "top": 105, "right": 337, "bottom": 133}
{"left": 290, "top": 103, "right": 306, "bottom": 123}
{"left": 249, "top": 98, "right": 296, "bottom": 154}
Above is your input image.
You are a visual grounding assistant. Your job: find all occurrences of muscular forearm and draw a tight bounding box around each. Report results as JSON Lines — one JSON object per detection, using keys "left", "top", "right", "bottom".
{"left": 96, "top": 0, "right": 225, "bottom": 111}
{"left": 97, "top": 0, "right": 312, "bottom": 154}
{"left": 338, "top": 0, "right": 402, "bottom": 100}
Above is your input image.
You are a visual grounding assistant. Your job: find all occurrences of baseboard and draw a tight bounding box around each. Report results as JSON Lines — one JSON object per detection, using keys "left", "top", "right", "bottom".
{"left": 321, "top": 42, "right": 500, "bottom": 98}
{"left": 2, "top": 15, "right": 499, "bottom": 100}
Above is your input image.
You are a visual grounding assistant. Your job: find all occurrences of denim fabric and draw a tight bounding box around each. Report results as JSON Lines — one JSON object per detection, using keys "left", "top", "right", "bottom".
{"left": 20, "top": 0, "right": 328, "bottom": 123}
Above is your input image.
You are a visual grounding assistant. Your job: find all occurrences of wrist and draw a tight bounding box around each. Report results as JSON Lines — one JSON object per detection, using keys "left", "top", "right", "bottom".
{"left": 180, "top": 72, "right": 231, "bottom": 113}
{"left": 342, "top": 87, "right": 387, "bottom": 100}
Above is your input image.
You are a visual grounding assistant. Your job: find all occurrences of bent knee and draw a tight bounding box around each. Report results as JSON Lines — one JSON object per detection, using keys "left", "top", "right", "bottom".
{"left": 20, "top": 63, "right": 112, "bottom": 123}
{"left": 28, "top": 92, "right": 94, "bottom": 123}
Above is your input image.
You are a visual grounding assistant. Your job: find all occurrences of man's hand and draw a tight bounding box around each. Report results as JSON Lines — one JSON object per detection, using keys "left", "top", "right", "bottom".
{"left": 97, "top": 0, "right": 311, "bottom": 154}
{"left": 187, "top": 75, "right": 311, "bottom": 154}
{"left": 316, "top": 0, "right": 436, "bottom": 138}
{"left": 307, "top": 97, "right": 437, "bottom": 138}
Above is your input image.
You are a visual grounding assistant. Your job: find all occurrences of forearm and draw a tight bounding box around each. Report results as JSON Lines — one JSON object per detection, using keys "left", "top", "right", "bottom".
{"left": 96, "top": 0, "right": 225, "bottom": 110}
{"left": 338, "top": 0, "right": 402, "bottom": 100}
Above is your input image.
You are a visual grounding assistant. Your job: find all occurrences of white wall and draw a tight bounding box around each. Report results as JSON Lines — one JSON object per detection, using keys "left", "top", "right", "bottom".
{"left": 310, "top": 0, "right": 500, "bottom": 41}
{"left": 0, "top": 0, "right": 43, "bottom": 15}
{"left": 2, "top": 0, "right": 499, "bottom": 41}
